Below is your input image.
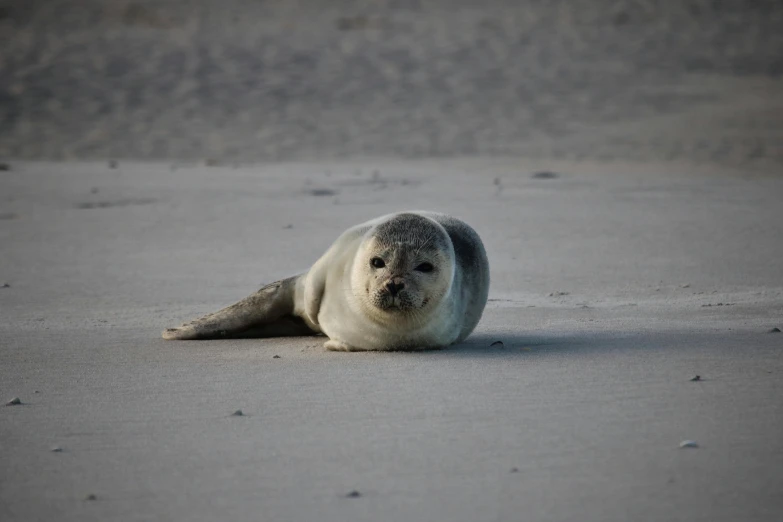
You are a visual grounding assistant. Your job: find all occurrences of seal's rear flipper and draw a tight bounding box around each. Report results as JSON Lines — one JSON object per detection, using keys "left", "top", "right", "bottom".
{"left": 162, "top": 276, "right": 315, "bottom": 340}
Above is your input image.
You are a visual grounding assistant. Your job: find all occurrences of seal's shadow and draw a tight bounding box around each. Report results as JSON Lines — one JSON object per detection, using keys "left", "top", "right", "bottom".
{"left": 442, "top": 331, "right": 665, "bottom": 358}
{"left": 443, "top": 332, "right": 574, "bottom": 358}
{"left": 204, "top": 318, "right": 673, "bottom": 358}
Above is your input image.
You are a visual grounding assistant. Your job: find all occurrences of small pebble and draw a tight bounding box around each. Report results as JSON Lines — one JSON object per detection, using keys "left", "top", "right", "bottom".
{"left": 0, "top": 163, "right": 10, "bottom": 171}
{"left": 510, "top": 467, "right": 519, "bottom": 473}
{"left": 273, "top": 355, "right": 281, "bottom": 359}
{"left": 90, "top": 187, "right": 99, "bottom": 194}
{"left": 490, "top": 341, "right": 504, "bottom": 347}
{"left": 85, "top": 494, "right": 97, "bottom": 501}
{"left": 51, "top": 447, "right": 63, "bottom": 452}
{"left": 679, "top": 440, "right": 699, "bottom": 448}
{"left": 769, "top": 327, "right": 781, "bottom": 333}
{"left": 309, "top": 188, "right": 337, "bottom": 197}
{"left": 231, "top": 409, "right": 244, "bottom": 416}
{"left": 6, "top": 397, "right": 21, "bottom": 406}
{"left": 345, "top": 490, "right": 362, "bottom": 498}
{"left": 336, "top": 15, "right": 370, "bottom": 31}
{"left": 1, "top": 283, "right": 9, "bottom": 288}
{"left": 108, "top": 160, "right": 117, "bottom": 169}
{"left": 690, "top": 375, "right": 701, "bottom": 382}
{"left": 531, "top": 171, "right": 559, "bottom": 179}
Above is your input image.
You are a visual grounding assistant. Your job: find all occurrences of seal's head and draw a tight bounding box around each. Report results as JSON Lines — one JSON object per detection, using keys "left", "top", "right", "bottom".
{"left": 352, "top": 213, "right": 455, "bottom": 322}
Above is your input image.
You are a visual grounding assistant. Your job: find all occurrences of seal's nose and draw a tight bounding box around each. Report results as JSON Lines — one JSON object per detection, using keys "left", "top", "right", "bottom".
{"left": 386, "top": 280, "right": 405, "bottom": 296}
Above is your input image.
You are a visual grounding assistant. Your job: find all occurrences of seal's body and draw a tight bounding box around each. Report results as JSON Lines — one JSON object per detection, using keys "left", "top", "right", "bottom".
{"left": 163, "top": 211, "right": 489, "bottom": 351}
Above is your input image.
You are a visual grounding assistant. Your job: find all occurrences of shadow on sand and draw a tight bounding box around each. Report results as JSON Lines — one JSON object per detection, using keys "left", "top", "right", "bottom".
{"left": 165, "top": 326, "right": 735, "bottom": 360}
{"left": 439, "top": 330, "right": 696, "bottom": 359}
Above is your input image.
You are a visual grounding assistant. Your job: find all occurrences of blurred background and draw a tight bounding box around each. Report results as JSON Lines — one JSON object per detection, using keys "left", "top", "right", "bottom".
{"left": 1, "top": 0, "right": 781, "bottom": 168}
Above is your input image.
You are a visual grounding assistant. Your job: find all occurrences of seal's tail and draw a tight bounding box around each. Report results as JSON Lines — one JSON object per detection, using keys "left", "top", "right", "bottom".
{"left": 162, "top": 276, "right": 313, "bottom": 340}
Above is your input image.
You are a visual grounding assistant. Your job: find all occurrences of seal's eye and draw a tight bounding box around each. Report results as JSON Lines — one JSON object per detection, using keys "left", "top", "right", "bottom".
{"left": 415, "top": 262, "right": 434, "bottom": 273}
{"left": 370, "top": 257, "right": 386, "bottom": 269}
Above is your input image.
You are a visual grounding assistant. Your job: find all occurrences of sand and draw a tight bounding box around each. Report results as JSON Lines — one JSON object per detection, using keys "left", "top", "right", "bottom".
{"left": 1, "top": 158, "right": 782, "bottom": 522}
{"left": 2, "top": 1, "right": 783, "bottom": 168}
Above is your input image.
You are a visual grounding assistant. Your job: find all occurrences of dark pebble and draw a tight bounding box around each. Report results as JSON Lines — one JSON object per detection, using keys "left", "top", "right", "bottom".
{"left": 273, "top": 355, "right": 281, "bottom": 359}
{"left": 0, "top": 163, "right": 10, "bottom": 171}
{"left": 345, "top": 490, "right": 362, "bottom": 498}
{"left": 613, "top": 11, "right": 630, "bottom": 25}
{"left": 510, "top": 467, "right": 519, "bottom": 473}
{"left": 85, "top": 494, "right": 97, "bottom": 501}
{"left": 51, "top": 447, "right": 63, "bottom": 452}
{"left": 769, "top": 327, "right": 781, "bottom": 333}
{"left": 108, "top": 160, "right": 117, "bottom": 169}
{"left": 690, "top": 375, "right": 701, "bottom": 382}
{"left": 532, "top": 171, "right": 559, "bottom": 179}
{"left": 1, "top": 283, "right": 9, "bottom": 288}
{"left": 6, "top": 397, "right": 21, "bottom": 406}
{"left": 310, "top": 188, "right": 337, "bottom": 197}
{"left": 490, "top": 341, "right": 504, "bottom": 347}
{"left": 336, "top": 16, "right": 370, "bottom": 31}
{"left": 231, "top": 409, "right": 244, "bottom": 416}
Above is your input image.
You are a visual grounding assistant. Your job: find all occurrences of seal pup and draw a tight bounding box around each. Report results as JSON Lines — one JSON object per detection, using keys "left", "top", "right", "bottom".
{"left": 162, "top": 211, "right": 489, "bottom": 351}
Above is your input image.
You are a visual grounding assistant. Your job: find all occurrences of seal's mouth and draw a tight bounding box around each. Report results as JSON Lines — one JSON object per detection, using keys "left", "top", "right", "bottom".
{"left": 376, "top": 293, "right": 413, "bottom": 312}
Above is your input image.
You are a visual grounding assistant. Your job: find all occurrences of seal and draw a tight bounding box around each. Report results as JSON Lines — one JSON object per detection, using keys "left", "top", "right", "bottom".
{"left": 162, "top": 211, "right": 489, "bottom": 351}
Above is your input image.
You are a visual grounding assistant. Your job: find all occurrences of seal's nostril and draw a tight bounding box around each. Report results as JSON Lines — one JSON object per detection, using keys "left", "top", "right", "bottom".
{"left": 386, "top": 281, "right": 404, "bottom": 296}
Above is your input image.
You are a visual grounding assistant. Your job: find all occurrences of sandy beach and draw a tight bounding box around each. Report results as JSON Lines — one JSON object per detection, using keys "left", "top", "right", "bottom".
{"left": 2, "top": 158, "right": 782, "bottom": 521}
{"left": 2, "top": 1, "right": 783, "bottom": 521}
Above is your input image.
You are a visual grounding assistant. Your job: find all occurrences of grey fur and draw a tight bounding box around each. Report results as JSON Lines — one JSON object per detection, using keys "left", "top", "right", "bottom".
{"left": 162, "top": 277, "right": 310, "bottom": 340}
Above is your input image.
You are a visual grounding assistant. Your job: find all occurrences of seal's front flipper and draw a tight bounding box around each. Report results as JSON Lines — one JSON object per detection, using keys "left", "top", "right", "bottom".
{"left": 324, "top": 340, "right": 366, "bottom": 351}
{"left": 162, "top": 276, "right": 313, "bottom": 340}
